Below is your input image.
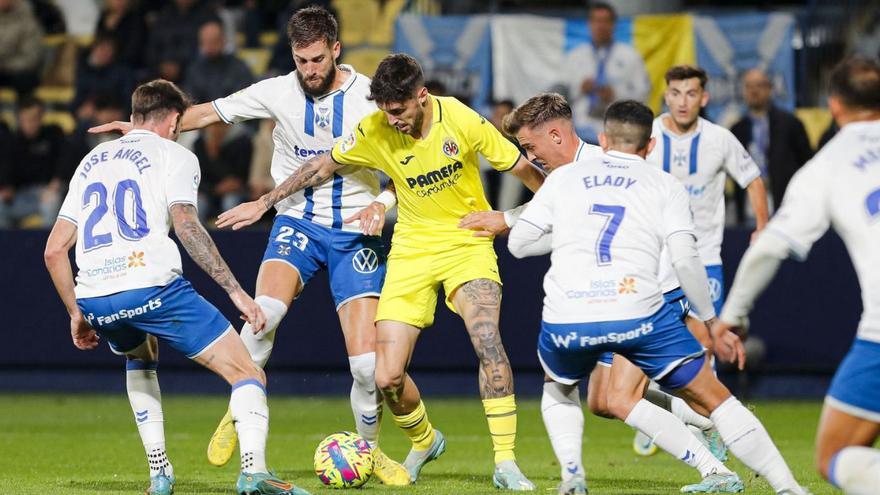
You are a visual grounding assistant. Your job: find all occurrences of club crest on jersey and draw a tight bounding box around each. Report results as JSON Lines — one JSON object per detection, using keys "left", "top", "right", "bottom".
{"left": 442, "top": 138, "right": 460, "bottom": 158}
{"left": 315, "top": 106, "right": 331, "bottom": 129}
{"left": 340, "top": 131, "right": 356, "bottom": 154}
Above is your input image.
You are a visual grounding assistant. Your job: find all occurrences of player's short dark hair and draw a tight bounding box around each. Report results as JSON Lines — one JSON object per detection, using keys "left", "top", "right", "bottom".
{"left": 369, "top": 53, "right": 425, "bottom": 105}
{"left": 603, "top": 100, "right": 654, "bottom": 150}
{"left": 15, "top": 95, "right": 44, "bottom": 113}
{"left": 287, "top": 5, "right": 338, "bottom": 48}
{"left": 590, "top": 1, "right": 617, "bottom": 21}
{"left": 665, "top": 64, "right": 708, "bottom": 89}
{"left": 501, "top": 93, "right": 572, "bottom": 137}
{"left": 131, "top": 79, "right": 191, "bottom": 124}
{"left": 829, "top": 57, "right": 880, "bottom": 111}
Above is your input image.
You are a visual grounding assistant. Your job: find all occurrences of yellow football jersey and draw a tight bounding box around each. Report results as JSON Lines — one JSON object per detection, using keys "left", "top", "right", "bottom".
{"left": 330, "top": 95, "right": 521, "bottom": 249}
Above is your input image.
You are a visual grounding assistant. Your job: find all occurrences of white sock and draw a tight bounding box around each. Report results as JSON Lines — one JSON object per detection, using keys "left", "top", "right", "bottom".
{"left": 830, "top": 446, "right": 880, "bottom": 495}
{"left": 240, "top": 295, "right": 287, "bottom": 368}
{"left": 349, "top": 352, "right": 382, "bottom": 449}
{"left": 126, "top": 360, "right": 172, "bottom": 478}
{"left": 710, "top": 397, "right": 801, "bottom": 492}
{"left": 541, "top": 382, "right": 584, "bottom": 482}
{"left": 644, "top": 382, "right": 715, "bottom": 431}
{"left": 625, "top": 399, "right": 731, "bottom": 477}
{"left": 230, "top": 379, "right": 269, "bottom": 474}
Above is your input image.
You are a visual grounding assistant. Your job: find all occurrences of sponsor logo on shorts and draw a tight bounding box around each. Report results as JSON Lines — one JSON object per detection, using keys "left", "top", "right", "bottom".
{"left": 85, "top": 297, "right": 163, "bottom": 326}
{"left": 352, "top": 248, "right": 379, "bottom": 274}
{"left": 549, "top": 322, "right": 654, "bottom": 349}
{"left": 442, "top": 138, "right": 460, "bottom": 158}
{"left": 277, "top": 245, "right": 291, "bottom": 256}
{"left": 708, "top": 277, "right": 722, "bottom": 302}
{"left": 405, "top": 161, "right": 464, "bottom": 197}
{"left": 127, "top": 251, "right": 145, "bottom": 268}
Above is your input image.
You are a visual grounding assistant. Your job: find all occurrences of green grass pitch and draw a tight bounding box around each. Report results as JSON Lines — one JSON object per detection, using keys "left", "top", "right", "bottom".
{"left": 0, "top": 394, "right": 836, "bottom": 494}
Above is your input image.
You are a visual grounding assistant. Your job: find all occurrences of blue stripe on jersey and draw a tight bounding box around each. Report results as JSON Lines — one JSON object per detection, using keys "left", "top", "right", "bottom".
{"left": 331, "top": 173, "right": 344, "bottom": 229}
{"left": 689, "top": 133, "right": 700, "bottom": 175}
{"left": 304, "top": 96, "right": 315, "bottom": 137}
{"left": 662, "top": 134, "right": 671, "bottom": 173}
{"left": 332, "top": 92, "right": 345, "bottom": 138}
{"left": 303, "top": 187, "right": 315, "bottom": 221}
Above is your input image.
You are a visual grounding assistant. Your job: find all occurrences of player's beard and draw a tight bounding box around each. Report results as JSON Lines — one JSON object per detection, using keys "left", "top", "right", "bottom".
{"left": 298, "top": 64, "right": 337, "bottom": 97}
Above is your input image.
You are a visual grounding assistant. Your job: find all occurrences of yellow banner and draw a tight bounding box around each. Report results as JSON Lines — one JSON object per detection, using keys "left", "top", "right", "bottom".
{"left": 633, "top": 15, "right": 697, "bottom": 113}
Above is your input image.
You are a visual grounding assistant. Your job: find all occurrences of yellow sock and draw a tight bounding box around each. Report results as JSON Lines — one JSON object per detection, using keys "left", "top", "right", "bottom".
{"left": 483, "top": 394, "right": 517, "bottom": 463}
{"left": 393, "top": 401, "right": 436, "bottom": 451}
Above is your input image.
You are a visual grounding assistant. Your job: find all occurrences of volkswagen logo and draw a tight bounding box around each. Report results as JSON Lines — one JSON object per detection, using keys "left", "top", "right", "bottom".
{"left": 352, "top": 248, "right": 379, "bottom": 274}
{"left": 708, "top": 278, "right": 722, "bottom": 302}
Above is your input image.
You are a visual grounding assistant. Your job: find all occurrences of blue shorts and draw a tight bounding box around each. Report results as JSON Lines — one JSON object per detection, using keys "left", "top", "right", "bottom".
{"left": 705, "top": 264, "right": 724, "bottom": 317}
{"left": 540, "top": 303, "right": 705, "bottom": 389}
{"left": 597, "top": 288, "right": 690, "bottom": 366}
{"left": 77, "top": 277, "right": 231, "bottom": 358}
{"left": 825, "top": 339, "right": 880, "bottom": 422}
{"left": 263, "top": 216, "right": 386, "bottom": 308}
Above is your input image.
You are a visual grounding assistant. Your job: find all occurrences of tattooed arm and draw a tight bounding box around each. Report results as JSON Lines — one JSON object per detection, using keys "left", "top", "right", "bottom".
{"left": 170, "top": 203, "right": 266, "bottom": 331}
{"left": 215, "top": 153, "right": 343, "bottom": 230}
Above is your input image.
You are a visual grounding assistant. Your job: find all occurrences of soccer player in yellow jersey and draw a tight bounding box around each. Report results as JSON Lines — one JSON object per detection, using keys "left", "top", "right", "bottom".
{"left": 217, "top": 54, "right": 545, "bottom": 490}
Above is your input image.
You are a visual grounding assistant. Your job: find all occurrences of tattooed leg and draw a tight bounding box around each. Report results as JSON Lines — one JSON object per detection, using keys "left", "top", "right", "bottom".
{"left": 453, "top": 279, "right": 514, "bottom": 399}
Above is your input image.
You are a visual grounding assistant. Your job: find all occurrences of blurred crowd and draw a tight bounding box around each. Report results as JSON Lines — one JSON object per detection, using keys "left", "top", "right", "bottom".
{"left": 0, "top": 0, "right": 854, "bottom": 229}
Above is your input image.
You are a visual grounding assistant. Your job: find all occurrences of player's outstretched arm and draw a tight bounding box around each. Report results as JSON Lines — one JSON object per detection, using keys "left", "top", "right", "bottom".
{"left": 170, "top": 203, "right": 266, "bottom": 332}
{"left": 746, "top": 177, "right": 770, "bottom": 239}
{"left": 509, "top": 155, "right": 546, "bottom": 192}
{"left": 88, "top": 102, "right": 222, "bottom": 135}
{"left": 667, "top": 232, "right": 745, "bottom": 369}
{"left": 216, "top": 153, "right": 343, "bottom": 230}
{"left": 44, "top": 219, "right": 100, "bottom": 350}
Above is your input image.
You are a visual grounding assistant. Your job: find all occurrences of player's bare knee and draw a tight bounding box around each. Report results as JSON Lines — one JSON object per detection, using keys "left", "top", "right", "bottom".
{"left": 586, "top": 393, "right": 614, "bottom": 419}
{"left": 375, "top": 368, "right": 404, "bottom": 392}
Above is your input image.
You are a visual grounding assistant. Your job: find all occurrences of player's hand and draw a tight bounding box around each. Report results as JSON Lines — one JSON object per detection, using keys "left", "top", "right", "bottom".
{"left": 344, "top": 201, "right": 386, "bottom": 235}
{"left": 229, "top": 289, "right": 266, "bottom": 333}
{"left": 70, "top": 312, "right": 99, "bottom": 350}
{"left": 709, "top": 318, "right": 746, "bottom": 370}
{"left": 216, "top": 199, "right": 268, "bottom": 230}
{"left": 459, "top": 210, "right": 509, "bottom": 237}
{"left": 88, "top": 120, "right": 134, "bottom": 135}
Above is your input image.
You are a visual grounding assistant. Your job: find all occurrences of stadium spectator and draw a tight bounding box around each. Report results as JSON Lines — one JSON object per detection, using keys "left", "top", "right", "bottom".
{"left": 30, "top": 0, "right": 66, "bottom": 34}
{"left": 95, "top": 0, "right": 148, "bottom": 70}
{"left": 71, "top": 35, "right": 134, "bottom": 114}
{"left": 0, "top": 0, "right": 44, "bottom": 97}
{"left": 193, "top": 122, "right": 252, "bottom": 221}
{"left": 145, "top": 0, "right": 220, "bottom": 83}
{"left": 731, "top": 68, "right": 813, "bottom": 218}
{"left": 563, "top": 1, "right": 650, "bottom": 143}
{"left": 184, "top": 20, "right": 253, "bottom": 104}
{"left": 0, "top": 97, "right": 65, "bottom": 228}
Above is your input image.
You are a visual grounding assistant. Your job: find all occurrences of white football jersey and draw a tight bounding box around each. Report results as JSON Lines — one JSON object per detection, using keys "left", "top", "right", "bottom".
{"left": 648, "top": 115, "right": 761, "bottom": 266}
{"left": 518, "top": 150, "right": 695, "bottom": 323}
{"left": 764, "top": 120, "right": 880, "bottom": 343}
{"left": 58, "top": 130, "right": 200, "bottom": 298}
{"left": 212, "top": 65, "right": 380, "bottom": 233}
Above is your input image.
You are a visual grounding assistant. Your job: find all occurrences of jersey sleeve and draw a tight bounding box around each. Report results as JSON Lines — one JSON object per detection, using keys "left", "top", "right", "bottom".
{"left": 459, "top": 101, "right": 521, "bottom": 172}
{"left": 57, "top": 178, "right": 80, "bottom": 225}
{"left": 722, "top": 129, "right": 762, "bottom": 187}
{"left": 762, "top": 161, "right": 830, "bottom": 261}
{"left": 330, "top": 120, "right": 382, "bottom": 170}
{"left": 165, "top": 148, "right": 202, "bottom": 208}
{"left": 661, "top": 178, "right": 696, "bottom": 240}
{"left": 211, "top": 79, "right": 275, "bottom": 124}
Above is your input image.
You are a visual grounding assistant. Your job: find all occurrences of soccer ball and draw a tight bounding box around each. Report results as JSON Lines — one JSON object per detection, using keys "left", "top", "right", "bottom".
{"left": 313, "top": 431, "right": 374, "bottom": 488}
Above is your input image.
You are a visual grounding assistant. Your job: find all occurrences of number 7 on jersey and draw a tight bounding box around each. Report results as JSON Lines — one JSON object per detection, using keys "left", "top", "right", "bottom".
{"left": 589, "top": 204, "right": 626, "bottom": 266}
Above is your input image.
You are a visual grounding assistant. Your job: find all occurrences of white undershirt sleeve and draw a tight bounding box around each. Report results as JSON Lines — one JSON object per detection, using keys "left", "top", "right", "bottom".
{"left": 667, "top": 231, "right": 716, "bottom": 321}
